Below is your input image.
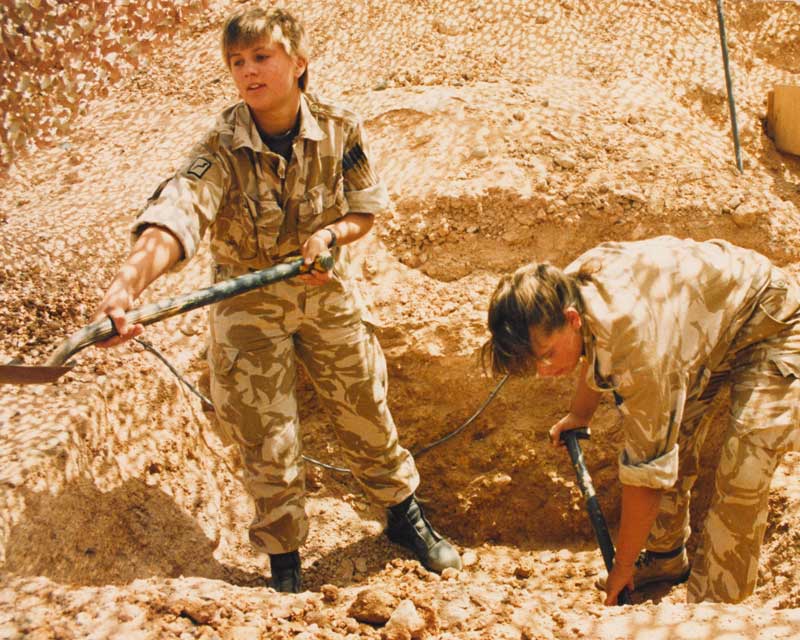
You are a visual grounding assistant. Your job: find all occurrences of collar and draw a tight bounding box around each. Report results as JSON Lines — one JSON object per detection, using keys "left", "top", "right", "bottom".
{"left": 577, "top": 283, "right": 614, "bottom": 392}
{"left": 230, "top": 94, "right": 325, "bottom": 152}
{"left": 580, "top": 312, "right": 598, "bottom": 380}
{"left": 297, "top": 94, "right": 325, "bottom": 141}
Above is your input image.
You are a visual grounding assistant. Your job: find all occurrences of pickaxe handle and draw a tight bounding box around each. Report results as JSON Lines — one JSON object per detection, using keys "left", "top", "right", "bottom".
{"left": 560, "top": 427, "right": 630, "bottom": 606}
{"left": 45, "top": 254, "right": 334, "bottom": 367}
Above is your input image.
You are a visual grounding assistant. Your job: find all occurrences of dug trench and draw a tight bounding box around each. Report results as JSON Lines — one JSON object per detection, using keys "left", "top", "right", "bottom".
{"left": 4, "top": 0, "right": 800, "bottom": 635}
{"left": 0, "top": 191, "right": 767, "bottom": 607}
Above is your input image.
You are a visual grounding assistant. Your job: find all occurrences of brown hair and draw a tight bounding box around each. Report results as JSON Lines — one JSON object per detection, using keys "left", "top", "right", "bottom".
{"left": 482, "top": 263, "right": 591, "bottom": 375}
{"left": 221, "top": 7, "right": 309, "bottom": 91}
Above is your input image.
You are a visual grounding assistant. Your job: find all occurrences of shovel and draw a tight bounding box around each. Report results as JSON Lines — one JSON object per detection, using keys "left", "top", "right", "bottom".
{"left": 1, "top": 254, "right": 334, "bottom": 385}
{"left": 560, "top": 427, "right": 631, "bottom": 606}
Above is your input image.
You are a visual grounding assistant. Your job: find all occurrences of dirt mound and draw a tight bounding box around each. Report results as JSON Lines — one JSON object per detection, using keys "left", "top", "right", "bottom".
{"left": 2, "top": 0, "right": 800, "bottom": 638}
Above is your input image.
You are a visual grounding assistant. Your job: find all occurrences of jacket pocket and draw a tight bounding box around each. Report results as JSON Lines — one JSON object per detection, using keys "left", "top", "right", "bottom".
{"left": 298, "top": 177, "right": 347, "bottom": 242}
{"left": 249, "top": 194, "right": 284, "bottom": 255}
{"left": 734, "top": 281, "right": 799, "bottom": 351}
{"left": 213, "top": 195, "right": 259, "bottom": 262}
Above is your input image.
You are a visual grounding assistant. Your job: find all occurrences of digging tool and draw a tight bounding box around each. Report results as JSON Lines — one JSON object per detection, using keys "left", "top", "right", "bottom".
{"left": 0, "top": 254, "right": 334, "bottom": 385}
{"left": 560, "top": 427, "right": 631, "bottom": 606}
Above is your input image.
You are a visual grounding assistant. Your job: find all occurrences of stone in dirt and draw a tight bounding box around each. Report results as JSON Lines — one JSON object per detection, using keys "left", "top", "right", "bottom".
{"left": 348, "top": 588, "right": 398, "bottom": 624}
{"left": 382, "top": 599, "right": 426, "bottom": 640}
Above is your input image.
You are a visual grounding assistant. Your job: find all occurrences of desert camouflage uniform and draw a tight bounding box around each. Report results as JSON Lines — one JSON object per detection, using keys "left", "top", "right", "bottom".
{"left": 566, "top": 236, "right": 800, "bottom": 603}
{"left": 132, "top": 94, "right": 420, "bottom": 554}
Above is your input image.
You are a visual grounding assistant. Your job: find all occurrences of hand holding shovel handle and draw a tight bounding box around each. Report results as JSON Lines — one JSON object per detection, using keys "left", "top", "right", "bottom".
{"left": 1, "top": 254, "right": 334, "bottom": 385}
{"left": 560, "top": 427, "right": 631, "bottom": 606}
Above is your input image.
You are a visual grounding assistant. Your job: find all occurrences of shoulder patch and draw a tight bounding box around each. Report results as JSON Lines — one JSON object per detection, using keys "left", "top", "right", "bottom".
{"left": 185, "top": 157, "right": 212, "bottom": 179}
{"left": 343, "top": 144, "right": 366, "bottom": 172}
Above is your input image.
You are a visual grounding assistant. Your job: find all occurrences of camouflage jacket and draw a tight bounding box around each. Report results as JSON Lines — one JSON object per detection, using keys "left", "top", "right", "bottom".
{"left": 132, "top": 93, "right": 389, "bottom": 272}
{"left": 566, "top": 236, "right": 800, "bottom": 489}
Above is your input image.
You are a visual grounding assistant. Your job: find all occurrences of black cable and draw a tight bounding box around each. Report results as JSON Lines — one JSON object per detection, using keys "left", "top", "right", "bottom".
{"left": 135, "top": 337, "right": 508, "bottom": 474}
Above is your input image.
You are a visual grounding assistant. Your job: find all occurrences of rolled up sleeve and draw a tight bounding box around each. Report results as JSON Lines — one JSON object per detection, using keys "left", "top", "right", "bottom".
{"left": 346, "top": 181, "right": 389, "bottom": 214}
{"left": 618, "top": 443, "right": 679, "bottom": 488}
{"left": 614, "top": 364, "right": 686, "bottom": 490}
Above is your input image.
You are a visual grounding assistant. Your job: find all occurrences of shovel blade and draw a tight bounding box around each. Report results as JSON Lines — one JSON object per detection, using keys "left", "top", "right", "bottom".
{"left": 0, "top": 364, "right": 74, "bottom": 385}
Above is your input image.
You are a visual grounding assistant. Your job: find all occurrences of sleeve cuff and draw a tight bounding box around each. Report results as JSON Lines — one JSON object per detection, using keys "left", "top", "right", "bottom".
{"left": 345, "top": 182, "right": 389, "bottom": 214}
{"left": 130, "top": 205, "right": 199, "bottom": 272}
{"left": 618, "top": 444, "right": 679, "bottom": 489}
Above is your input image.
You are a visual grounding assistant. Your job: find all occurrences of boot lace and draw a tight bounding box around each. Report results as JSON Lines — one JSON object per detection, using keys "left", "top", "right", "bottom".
{"left": 634, "top": 550, "right": 655, "bottom": 569}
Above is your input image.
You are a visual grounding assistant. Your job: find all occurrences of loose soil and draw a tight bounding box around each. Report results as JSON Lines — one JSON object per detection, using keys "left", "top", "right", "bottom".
{"left": 2, "top": 1, "right": 800, "bottom": 639}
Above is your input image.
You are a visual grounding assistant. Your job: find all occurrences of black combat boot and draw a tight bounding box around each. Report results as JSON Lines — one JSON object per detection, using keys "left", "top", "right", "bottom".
{"left": 269, "top": 550, "right": 301, "bottom": 593}
{"left": 386, "top": 494, "right": 462, "bottom": 573}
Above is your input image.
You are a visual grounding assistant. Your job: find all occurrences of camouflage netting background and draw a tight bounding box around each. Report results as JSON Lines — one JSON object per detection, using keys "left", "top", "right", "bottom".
{"left": 0, "top": 0, "right": 210, "bottom": 169}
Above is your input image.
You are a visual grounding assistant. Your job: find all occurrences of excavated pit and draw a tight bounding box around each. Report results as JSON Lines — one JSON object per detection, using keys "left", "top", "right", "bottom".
{"left": 0, "top": 189, "right": 784, "bottom": 593}
{"left": 3, "top": 1, "right": 800, "bottom": 634}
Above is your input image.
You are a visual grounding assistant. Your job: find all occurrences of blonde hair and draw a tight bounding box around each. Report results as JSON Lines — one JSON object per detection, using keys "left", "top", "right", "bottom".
{"left": 482, "top": 263, "right": 591, "bottom": 375}
{"left": 221, "top": 7, "right": 309, "bottom": 91}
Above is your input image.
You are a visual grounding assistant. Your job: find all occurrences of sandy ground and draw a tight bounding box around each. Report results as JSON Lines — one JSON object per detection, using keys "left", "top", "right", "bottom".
{"left": 2, "top": 1, "right": 800, "bottom": 638}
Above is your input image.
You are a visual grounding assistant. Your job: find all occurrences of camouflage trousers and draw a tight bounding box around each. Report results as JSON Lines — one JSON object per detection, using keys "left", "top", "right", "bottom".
{"left": 646, "top": 322, "right": 800, "bottom": 603}
{"left": 208, "top": 268, "right": 420, "bottom": 555}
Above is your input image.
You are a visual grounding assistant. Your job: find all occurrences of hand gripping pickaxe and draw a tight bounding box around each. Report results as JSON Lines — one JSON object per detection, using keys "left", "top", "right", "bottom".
{"left": 560, "top": 427, "right": 630, "bottom": 606}
{"left": 0, "top": 254, "right": 335, "bottom": 385}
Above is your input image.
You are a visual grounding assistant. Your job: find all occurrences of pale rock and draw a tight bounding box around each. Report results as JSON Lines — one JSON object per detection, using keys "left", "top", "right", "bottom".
{"left": 441, "top": 567, "right": 460, "bottom": 581}
{"left": 348, "top": 588, "right": 397, "bottom": 624}
{"left": 631, "top": 223, "right": 648, "bottom": 240}
{"left": 544, "top": 126, "right": 564, "bottom": 140}
{"left": 439, "top": 598, "right": 472, "bottom": 629}
{"left": 321, "top": 584, "right": 340, "bottom": 603}
{"left": 539, "top": 551, "right": 555, "bottom": 563}
{"left": 726, "top": 193, "right": 744, "bottom": 210}
{"left": 383, "top": 599, "right": 426, "bottom": 640}
{"left": 553, "top": 152, "right": 577, "bottom": 169}
{"left": 566, "top": 192, "right": 586, "bottom": 206}
{"left": 514, "top": 556, "right": 537, "bottom": 579}
{"left": 731, "top": 202, "right": 760, "bottom": 228}
{"left": 557, "top": 548, "right": 573, "bottom": 562}
{"left": 355, "top": 558, "right": 368, "bottom": 573}
{"left": 614, "top": 186, "right": 646, "bottom": 203}
{"left": 461, "top": 550, "right": 478, "bottom": 567}
{"left": 230, "top": 627, "right": 261, "bottom": 640}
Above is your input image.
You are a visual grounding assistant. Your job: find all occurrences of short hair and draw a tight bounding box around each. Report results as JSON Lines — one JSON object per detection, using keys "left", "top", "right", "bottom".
{"left": 221, "top": 7, "right": 309, "bottom": 91}
{"left": 482, "top": 263, "right": 589, "bottom": 375}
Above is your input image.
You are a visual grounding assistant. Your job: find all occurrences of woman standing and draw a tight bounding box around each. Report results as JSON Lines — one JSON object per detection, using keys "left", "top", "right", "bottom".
{"left": 93, "top": 6, "right": 460, "bottom": 593}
